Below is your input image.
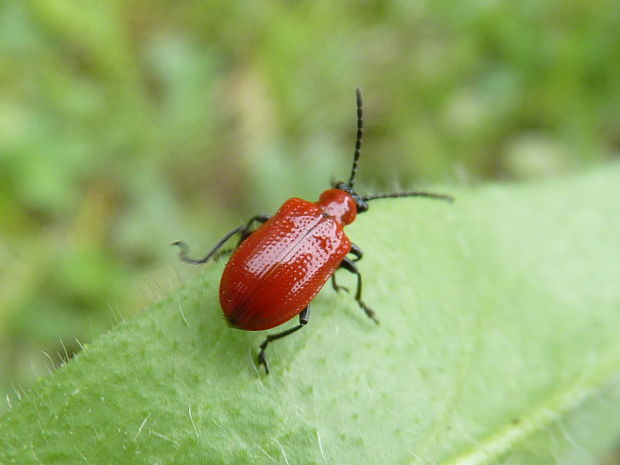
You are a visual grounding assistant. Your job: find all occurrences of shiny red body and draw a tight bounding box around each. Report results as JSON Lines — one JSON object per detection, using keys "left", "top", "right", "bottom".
{"left": 219, "top": 189, "right": 357, "bottom": 330}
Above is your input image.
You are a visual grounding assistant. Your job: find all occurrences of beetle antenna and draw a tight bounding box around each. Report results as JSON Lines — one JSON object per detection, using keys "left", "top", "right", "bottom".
{"left": 348, "top": 88, "right": 363, "bottom": 188}
{"left": 362, "top": 191, "right": 454, "bottom": 203}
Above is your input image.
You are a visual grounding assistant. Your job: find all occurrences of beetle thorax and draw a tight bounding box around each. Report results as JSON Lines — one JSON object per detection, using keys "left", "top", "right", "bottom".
{"left": 316, "top": 189, "right": 357, "bottom": 225}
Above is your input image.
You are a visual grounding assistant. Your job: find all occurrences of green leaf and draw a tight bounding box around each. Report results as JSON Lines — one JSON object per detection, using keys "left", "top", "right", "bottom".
{"left": 2, "top": 167, "right": 620, "bottom": 464}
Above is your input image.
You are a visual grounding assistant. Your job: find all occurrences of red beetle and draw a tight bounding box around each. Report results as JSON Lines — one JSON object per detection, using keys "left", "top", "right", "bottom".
{"left": 174, "top": 89, "right": 452, "bottom": 373}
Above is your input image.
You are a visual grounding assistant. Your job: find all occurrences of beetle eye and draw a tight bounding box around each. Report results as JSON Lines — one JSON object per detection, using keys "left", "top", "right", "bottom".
{"left": 356, "top": 199, "right": 369, "bottom": 213}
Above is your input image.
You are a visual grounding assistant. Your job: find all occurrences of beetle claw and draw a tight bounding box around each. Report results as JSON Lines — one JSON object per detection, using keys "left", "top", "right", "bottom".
{"left": 258, "top": 350, "right": 270, "bottom": 375}
{"left": 359, "top": 301, "right": 379, "bottom": 325}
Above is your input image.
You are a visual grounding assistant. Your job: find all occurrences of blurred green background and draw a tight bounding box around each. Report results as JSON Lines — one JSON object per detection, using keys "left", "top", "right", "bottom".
{"left": 0, "top": 0, "right": 619, "bottom": 414}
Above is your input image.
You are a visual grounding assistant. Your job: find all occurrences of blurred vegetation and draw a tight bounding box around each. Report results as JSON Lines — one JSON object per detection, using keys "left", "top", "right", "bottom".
{"left": 0, "top": 0, "right": 619, "bottom": 412}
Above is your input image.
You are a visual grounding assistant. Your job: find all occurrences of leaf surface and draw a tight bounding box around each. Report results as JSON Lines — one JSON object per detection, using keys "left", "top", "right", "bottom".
{"left": 2, "top": 167, "right": 620, "bottom": 464}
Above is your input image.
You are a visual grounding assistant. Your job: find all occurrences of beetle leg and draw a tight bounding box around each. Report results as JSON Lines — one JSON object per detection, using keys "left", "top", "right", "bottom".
{"left": 211, "top": 215, "right": 272, "bottom": 261}
{"left": 172, "top": 214, "right": 270, "bottom": 265}
{"left": 237, "top": 214, "right": 270, "bottom": 246}
{"left": 338, "top": 258, "right": 379, "bottom": 325}
{"left": 210, "top": 247, "right": 235, "bottom": 262}
{"left": 349, "top": 243, "right": 364, "bottom": 262}
{"left": 258, "top": 305, "right": 310, "bottom": 374}
{"left": 172, "top": 226, "right": 245, "bottom": 264}
{"left": 331, "top": 243, "right": 364, "bottom": 293}
{"left": 330, "top": 274, "right": 349, "bottom": 294}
